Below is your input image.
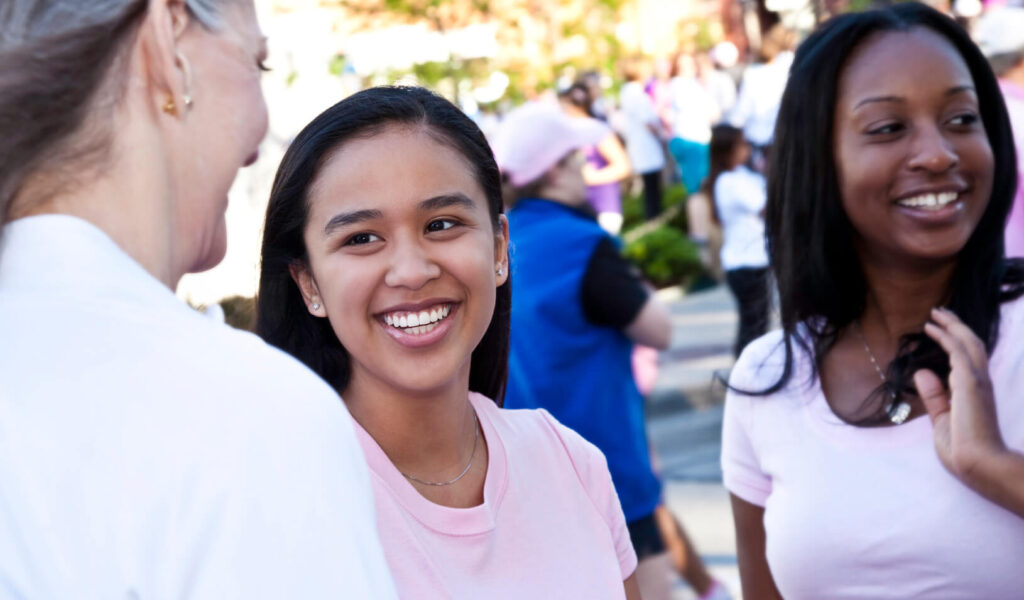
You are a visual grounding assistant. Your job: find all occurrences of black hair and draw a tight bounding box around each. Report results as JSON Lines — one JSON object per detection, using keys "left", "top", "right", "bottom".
{"left": 256, "top": 86, "right": 511, "bottom": 404}
{"left": 759, "top": 2, "right": 1024, "bottom": 424}
{"left": 704, "top": 124, "right": 747, "bottom": 225}
{"left": 559, "top": 83, "right": 594, "bottom": 117}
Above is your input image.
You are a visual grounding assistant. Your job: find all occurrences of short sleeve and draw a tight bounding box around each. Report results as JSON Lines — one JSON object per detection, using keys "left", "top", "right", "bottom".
{"left": 721, "top": 390, "right": 771, "bottom": 507}
{"left": 581, "top": 237, "right": 649, "bottom": 328}
{"left": 538, "top": 410, "right": 638, "bottom": 580}
{"left": 720, "top": 337, "right": 781, "bottom": 508}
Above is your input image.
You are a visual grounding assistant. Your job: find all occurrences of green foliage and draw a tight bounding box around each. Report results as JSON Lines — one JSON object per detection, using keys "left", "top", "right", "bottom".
{"left": 220, "top": 295, "right": 257, "bottom": 332}
{"left": 621, "top": 182, "right": 688, "bottom": 234}
{"left": 623, "top": 224, "right": 703, "bottom": 289}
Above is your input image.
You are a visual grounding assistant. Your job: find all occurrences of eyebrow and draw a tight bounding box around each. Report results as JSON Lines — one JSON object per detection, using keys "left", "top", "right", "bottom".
{"left": 419, "top": 193, "right": 477, "bottom": 212}
{"left": 321, "top": 194, "right": 476, "bottom": 236}
{"left": 853, "top": 85, "right": 977, "bottom": 109}
{"left": 323, "top": 209, "right": 383, "bottom": 236}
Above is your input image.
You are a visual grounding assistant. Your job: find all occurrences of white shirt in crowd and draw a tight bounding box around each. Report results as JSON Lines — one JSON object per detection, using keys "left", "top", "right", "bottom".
{"left": 714, "top": 166, "right": 769, "bottom": 271}
{"left": 0, "top": 216, "right": 397, "bottom": 599}
{"left": 728, "top": 51, "right": 794, "bottom": 146}
{"left": 619, "top": 80, "right": 667, "bottom": 174}
{"left": 669, "top": 75, "right": 717, "bottom": 144}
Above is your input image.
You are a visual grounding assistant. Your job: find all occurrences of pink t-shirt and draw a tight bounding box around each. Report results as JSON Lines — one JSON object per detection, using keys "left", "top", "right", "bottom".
{"left": 352, "top": 392, "right": 637, "bottom": 599}
{"left": 722, "top": 296, "right": 1024, "bottom": 599}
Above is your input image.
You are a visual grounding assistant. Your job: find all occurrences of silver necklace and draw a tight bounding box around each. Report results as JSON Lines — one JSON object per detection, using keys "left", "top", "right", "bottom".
{"left": 401, "top": 420, "right": 479, "bottom": 487}
{"left": 852, "top": 322, "right": 912, "bottom": 425}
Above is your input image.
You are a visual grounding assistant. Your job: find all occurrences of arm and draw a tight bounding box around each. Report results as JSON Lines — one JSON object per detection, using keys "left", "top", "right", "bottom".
{"left": 583, "top": 133, "right": 631, "bottom": 186}
{"left": 624, "top": 573, "right": 642, "bottom": 600}
{"left": 731, "top": 494, "right": 784, "bottom": 600}
{"left": 914, "top": 307, "right": 1024, "bottom": 517}
{"left": 624, "top": 295, "right": 672, "bottom": 350}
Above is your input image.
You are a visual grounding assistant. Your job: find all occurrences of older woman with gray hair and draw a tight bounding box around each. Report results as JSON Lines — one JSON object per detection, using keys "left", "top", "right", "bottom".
{"left": 0, "top": 1, "right": 395, "bottom": 597}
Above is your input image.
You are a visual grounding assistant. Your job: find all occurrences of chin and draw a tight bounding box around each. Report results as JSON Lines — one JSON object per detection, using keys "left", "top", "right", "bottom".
{"left": 188, "top": 228, "right": 229, "bottom": 274}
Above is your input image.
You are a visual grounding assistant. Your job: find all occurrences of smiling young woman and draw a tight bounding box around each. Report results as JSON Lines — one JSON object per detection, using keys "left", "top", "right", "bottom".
{"left": 719, "top": 3, "right": 1024, "bottom": 599}
{"left": 257, "top": 86, "right": 641, "bottom": 599}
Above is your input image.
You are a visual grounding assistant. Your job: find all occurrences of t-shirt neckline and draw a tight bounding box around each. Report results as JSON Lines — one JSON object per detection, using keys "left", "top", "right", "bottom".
{"left": 352, "top": 392, "right": 509, "bottom": 535}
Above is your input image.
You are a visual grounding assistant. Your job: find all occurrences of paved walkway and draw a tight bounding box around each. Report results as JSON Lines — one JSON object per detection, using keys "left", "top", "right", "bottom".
{"left": 646, "top": 284, "right": 742, "bottom": 599}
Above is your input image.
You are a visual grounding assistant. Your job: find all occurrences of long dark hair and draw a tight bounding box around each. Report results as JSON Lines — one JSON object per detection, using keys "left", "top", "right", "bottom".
{"left": 257, "top": 86, "right": 511, "bottom": 404}
{"left": 704, "top": 124, "right": 746, "bottom": 226}
{"left": 761, "top": 2, "right": 1024, "bottom": 424}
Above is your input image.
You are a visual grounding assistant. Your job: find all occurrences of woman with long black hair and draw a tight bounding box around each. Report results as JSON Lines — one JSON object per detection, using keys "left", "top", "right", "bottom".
{"left": 721, "top": 4, "right": 1024, "bottom": 598}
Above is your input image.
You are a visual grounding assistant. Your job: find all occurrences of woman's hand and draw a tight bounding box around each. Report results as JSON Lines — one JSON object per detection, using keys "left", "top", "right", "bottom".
{"left": 915, "top": 307, "right": 1024, "bottom": 517}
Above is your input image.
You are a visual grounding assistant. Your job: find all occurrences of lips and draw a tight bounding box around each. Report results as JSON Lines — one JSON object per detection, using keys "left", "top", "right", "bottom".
{"left": 376, "top": 301, "right": 459, "bottom": 347}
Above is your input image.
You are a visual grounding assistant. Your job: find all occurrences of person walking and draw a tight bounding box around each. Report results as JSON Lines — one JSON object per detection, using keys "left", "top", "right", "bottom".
{"left": 0, "top": 1, "right": 395, "bottom": 597}
{"left": 706, "top": 125, "right": 770, "bottom": 357}
{"left": 620, "top": 60, "right": 668, "bottom": 220}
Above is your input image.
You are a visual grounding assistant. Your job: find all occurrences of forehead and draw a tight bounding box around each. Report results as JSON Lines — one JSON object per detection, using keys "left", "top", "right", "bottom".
{"left": 309, "top": 125, "right": 485, "bottom": 211}
{"left": 837, "top": 27, "right": 973, "bottom": 103}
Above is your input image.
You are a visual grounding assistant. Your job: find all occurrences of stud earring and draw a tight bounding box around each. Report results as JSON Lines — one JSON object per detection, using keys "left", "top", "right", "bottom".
{"left": 312, "top": 302, "right": 320, "bottom": 310}
{"left": 497, "top": 266, "right": 504, "bottom": 277}
{"left": 162, "top": 97, "right": 178, "bottom": 116}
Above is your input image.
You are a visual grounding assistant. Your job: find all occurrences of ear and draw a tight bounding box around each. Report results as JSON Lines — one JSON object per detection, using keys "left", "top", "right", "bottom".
{"left": 288, "top": 262, "right": 327, "bottom": 318}
{"left": 136, "top": 0, "right": 192, "bottom": 118}
{"left": 495, "top": 214, "right": 510, "bottom": 287}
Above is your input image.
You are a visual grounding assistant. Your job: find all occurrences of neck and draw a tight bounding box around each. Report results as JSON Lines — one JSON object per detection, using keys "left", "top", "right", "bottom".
{"left": 343, "top": 369, "right": 477, "bottom": 477}
{"left": 7, "top": 99, "right": 180, "bottom": 288}
{"left": 858, "top": 251, "right": 955, "bottom": 343}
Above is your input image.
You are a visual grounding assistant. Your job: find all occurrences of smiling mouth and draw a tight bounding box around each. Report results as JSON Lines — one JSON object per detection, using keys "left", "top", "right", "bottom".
{"left": 896, "top": 191, "right": 960, "bottom": 210}
{"left": 381, "top": 304, "right": 452, "bottom": 335}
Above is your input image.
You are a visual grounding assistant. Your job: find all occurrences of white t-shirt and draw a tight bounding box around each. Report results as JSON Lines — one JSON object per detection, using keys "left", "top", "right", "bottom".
{"left": 669, "top": 75, "right": 716, "bottom": 143}
{"left": 0, "top": 216, "right": 397, "bottom": 599}
{"left": 722, "top": 295, "right": 1024, "bottom": 599}
{"left": 714, "top": 166, "right": 768, "bottom": 270}
{"left": 619, "top": 81, "right": 666, "bottom": 174}
{"left": 727, "top": 52, "right": 793, "bottom": 146}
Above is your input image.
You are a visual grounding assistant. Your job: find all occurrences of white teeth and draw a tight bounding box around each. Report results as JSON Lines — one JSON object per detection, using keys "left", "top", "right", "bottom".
{"left": 898, "top": 191, "right": 959, "bottom": 209}
{"left": 383, "top": 304, "right": 452, "bottom": 332}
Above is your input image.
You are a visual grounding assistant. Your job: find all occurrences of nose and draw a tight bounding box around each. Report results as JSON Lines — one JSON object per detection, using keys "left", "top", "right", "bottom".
{"left": 384, "top": 237, "right": 441, "bottom": 290}
{"left": 907, "top": 124, "right": 958, "bottom": 173}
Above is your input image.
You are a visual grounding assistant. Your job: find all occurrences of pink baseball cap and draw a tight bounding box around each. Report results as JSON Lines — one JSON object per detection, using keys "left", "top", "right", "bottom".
{"left": 491, "top": 102, "right": 610, "bottom": 187}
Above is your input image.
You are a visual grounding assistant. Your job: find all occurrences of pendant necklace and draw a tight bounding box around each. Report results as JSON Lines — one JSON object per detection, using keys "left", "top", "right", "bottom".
{"left": 852, "top": 321, "right": 912, "bottom": 425}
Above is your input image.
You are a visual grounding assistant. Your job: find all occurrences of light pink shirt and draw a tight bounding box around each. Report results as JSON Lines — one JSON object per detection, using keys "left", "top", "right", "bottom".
{"left": 353, "top": 392, "right": 637, "bottom": 599}
{"left": 1000, "top": 79, "right": 1024, "bottom": 258}
{"left": 722, "top": 296, "right": 1024, "bottom": 599}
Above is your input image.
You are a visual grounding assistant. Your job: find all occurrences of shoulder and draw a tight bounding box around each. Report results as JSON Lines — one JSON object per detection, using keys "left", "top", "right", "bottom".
{"left": 728, "top": 329, "right": 793, "bottom": 392}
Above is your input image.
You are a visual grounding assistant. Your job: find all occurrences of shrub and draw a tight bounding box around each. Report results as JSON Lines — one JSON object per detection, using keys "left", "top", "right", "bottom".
{"left": 622, "top": 224, "right": 704, "bottom": 289}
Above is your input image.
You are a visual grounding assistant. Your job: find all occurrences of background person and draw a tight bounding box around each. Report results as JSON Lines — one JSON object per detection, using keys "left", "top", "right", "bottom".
{"left": 495, "top": 102, "right": 731, "bottom": 600}
{"left": 257, "top": 86, "right": 641, "bottom": 600}
{"left": 975, "top": 5, "right": 1024, "bottom": 257}
{"left": 0, "top": 1, "right": 395, "bottom": 597}
{"left": 620, "top": 59, "right": 669, "bottom": 220}
{"left": 560, "top": 83, "right": 632, "bottom": 234}
{"left": 722, "top": 4, "right": 1024, "bottom": 598}
{"left": 706, "top": 124, "right": 770, "bottom": 358}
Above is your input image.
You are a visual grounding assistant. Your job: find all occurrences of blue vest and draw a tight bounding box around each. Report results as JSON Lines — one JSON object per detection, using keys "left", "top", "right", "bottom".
{"left": 505, "top": 199, "right": 662, "bottom": 522}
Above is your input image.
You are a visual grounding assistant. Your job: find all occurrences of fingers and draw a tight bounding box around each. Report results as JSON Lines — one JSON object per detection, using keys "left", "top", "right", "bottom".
{"left": 928, "top": 308, "right": 988, "bottom": 368}
{"left": 914, "top": 369, "right": 951, "bottom": 422}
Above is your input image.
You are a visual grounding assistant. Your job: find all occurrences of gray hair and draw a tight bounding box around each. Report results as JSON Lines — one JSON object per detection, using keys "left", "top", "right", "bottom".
{"left": 0, "top": 0, "right": 236, "bottom": 224}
